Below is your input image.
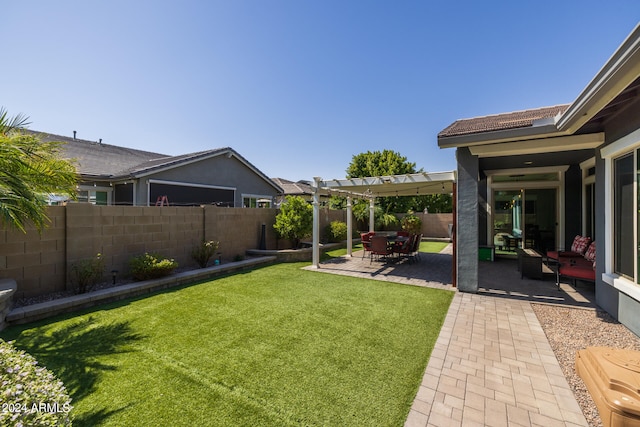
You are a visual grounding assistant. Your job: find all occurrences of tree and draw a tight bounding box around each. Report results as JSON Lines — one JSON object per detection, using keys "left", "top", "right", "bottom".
{"left": 412, "top": 194, "right": 453, "bottom": 213}
{"left": 0, "top": 108, "right": 78, "bottom": 232}
{"left": 346, "top": 149, "right": 418, "bottom": 179}
{"left": 273, "top": 195, "right": 313, "bottom": 248}
{"left": 346, "top": 150, "right": 421, "bottom": 214}
{"left": 352, "top": 200, "right": 399, "bottom": 231}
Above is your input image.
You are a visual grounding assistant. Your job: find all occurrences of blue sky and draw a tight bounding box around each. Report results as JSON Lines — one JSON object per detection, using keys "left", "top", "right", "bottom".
{"left": 2, "top": 2, "right": 638, "bottom": 181}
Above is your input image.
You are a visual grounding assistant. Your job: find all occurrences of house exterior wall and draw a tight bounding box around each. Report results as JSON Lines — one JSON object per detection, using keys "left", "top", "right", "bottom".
{"left": 594, "top": 98, "right": 640, "bottom": 336}
{"left": 138, "top": 155, "right": 278, "bottom": 207}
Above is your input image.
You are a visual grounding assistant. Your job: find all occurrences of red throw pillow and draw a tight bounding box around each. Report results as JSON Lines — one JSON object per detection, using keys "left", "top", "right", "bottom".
{"left": 571, "top": 235, "right": 591, "bottom": 254}
{"left": 584, "top": 241, "right": 596, "bottom": 262}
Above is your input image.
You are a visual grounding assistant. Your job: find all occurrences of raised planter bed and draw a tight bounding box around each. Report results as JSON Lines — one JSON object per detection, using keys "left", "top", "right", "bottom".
{"left": 5, "top": 256, "right": 276, "bottom": 326}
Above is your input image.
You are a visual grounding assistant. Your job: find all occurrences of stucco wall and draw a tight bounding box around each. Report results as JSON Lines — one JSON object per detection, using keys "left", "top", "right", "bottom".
{"left": 594, "top": 96, "right": 640, "bottom": 336}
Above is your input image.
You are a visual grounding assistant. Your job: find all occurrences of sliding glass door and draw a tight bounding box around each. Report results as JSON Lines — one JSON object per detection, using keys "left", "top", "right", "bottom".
{"left": 492, "top": 188, "right": 557, "bottom": 253}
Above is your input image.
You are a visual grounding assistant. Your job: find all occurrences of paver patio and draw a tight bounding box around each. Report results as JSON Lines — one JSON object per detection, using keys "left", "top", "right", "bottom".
{"left": 307, "top": 246, "right": 592, "bottom": 426}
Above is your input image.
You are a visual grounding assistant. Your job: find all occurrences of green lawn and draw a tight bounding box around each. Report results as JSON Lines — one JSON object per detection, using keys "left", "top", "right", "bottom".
{"left": 418, "top": 241, "right": 449, "bottom": 253}
{"left": 1, "top": 248, "right": 453, "bottom": 426}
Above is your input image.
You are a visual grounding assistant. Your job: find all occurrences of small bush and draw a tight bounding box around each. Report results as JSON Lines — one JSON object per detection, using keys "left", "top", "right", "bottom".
{"left": 129, "top": 253, "right": 178, "bottom": 281}
{"left": 325, "top": 221, "right": 348, "bottom": 243}
{"left": 69, "top": 253, "right": 104, "bottom": 294}
{"left": 191, "top": 240, "right": 220, "bottom": 268}
{"left": 401, "top": 214, "right": 422, "bottom": 234}
{"left": 0, "top": 339, "right": 73, "bottom": 426}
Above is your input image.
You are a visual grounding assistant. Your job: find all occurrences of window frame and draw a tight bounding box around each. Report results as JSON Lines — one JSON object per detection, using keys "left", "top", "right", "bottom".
{"left": 601, "top": 127, "right": 640, "bottom": 301}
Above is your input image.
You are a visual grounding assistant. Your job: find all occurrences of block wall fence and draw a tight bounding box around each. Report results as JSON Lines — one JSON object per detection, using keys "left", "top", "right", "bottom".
{"left": 0, "top": 205, "right": 451, "bottom": 300}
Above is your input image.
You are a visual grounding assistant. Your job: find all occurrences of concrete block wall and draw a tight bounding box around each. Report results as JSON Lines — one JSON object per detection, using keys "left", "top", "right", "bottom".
{"left": 66, "top": 205, "right": 205, "bottom": 284}
{"left": 420, "top": 213, "right": 453, "bottom": 239}
{"left": 0, "top": 205, "right": 345, "bottom": 300}
{"left": 205, "top": 207, "right": 278, "bottom": 257}
{"left": 0, "top": 207, "right": 66, "bottom": 299}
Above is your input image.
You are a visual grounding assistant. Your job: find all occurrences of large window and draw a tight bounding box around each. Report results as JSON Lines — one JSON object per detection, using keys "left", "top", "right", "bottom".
{"left": 614, "top": 154, "right": 634, "bottom": 278}
{"left": 601, "top": 128, "right": 640, "bottom": 297}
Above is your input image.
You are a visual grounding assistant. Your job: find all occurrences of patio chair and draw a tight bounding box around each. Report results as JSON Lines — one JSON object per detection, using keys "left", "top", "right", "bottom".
{"left": 361, "top": 232, "right": 375, "bottom": 258}
{"left": 370, "top": 235, "right": 393, "bottom": 263}
{"left": 394, "top": 234, "right": 417, "bottom": 263}
{"left": 547, "top": 235, "right": 591, "bottom": 262}
{"left": 411, "top": 234, "right": 423, "bottom": 262}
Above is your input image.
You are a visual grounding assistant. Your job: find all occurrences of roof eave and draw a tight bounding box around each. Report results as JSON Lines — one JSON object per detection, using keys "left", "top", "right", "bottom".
{"left": 557, "top": 23, "right": 640, "bottom": 133}
{"left": 437, "top": 123, "right": 561, "bottom": 149}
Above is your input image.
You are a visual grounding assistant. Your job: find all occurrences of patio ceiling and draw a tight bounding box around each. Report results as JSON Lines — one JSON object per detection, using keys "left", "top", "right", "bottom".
{"left": 315, "top": 171, "right": 456, "bottom": 198}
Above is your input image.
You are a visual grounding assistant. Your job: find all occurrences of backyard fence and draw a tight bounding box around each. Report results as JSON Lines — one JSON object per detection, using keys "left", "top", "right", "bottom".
{"left": 0, "top": 204, "right": 451, "bottom": 300}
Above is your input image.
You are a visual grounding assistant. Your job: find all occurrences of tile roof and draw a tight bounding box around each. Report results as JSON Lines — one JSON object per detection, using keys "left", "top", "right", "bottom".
{"left": 271, "top": 178, "right": 314, "bottom": 195}
{"left": 438, "top": 104, "right": 570, "bottom": 138}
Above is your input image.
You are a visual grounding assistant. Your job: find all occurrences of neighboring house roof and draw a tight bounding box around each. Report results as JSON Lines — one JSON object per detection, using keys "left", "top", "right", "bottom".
{"left": 271, "top": 178, "right": 314, "bottom": 196}
{"left": 437, "top": 105, "right": 570, "bottom": 138}
{"left": 29, "top": 130, "right": 166, "bottom": 178}
{"left": 28, "top": 130, "right": 282, "bottom": 192}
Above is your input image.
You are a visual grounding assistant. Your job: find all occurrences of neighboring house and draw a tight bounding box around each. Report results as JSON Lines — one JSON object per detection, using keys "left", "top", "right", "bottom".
{"left": 271, "top": 178, "right": 331, "bottom": 206}
{"left": 438, "top": 24, "right": 640, "bottom": 335}
{"left": 31, "top": 130, "right": 282, "bottom": 207}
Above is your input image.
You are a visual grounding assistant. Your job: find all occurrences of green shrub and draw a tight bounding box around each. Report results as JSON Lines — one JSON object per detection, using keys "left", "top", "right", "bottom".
{"left": 129, "top": 253, "right": 178, "bottom": 281}
{"left": 69, "top": 253, "right": 104, "bottom": 294}
{"left": 191, "top": 240, "right": 220, "bottom": 268}
{"left": 0, "top": 339, "right": 73, "bottom": 426}
{"left": 273, "top": 195, "right": 313, "bottom": 248}
{"left": 325, "top": 221, "right": 348, "bottom": 242}
{"left": 401, "top": 214, "right": 422, "bottom": 234}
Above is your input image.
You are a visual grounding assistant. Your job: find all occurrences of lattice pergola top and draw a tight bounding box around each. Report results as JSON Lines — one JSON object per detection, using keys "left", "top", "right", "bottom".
{"left": 314, "top": 171, "right": 456, "bottom": 198}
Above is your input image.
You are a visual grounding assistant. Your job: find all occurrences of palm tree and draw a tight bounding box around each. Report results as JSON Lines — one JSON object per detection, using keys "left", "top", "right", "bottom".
{"left": 0, "top": 108, "right": 78, "bottom": 232}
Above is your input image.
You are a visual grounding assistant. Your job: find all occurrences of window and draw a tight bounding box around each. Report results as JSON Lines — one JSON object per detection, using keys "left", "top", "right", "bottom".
{"left": 242, "top": 195, "right": 272, "bottom": 208}
{"left": 614, "top": 153, "right": 634, "bottom": 278}
{"left": 601, "top": 127, "right": 640, "bottom": 296}
{"left": 581, "top": 159, "right": 596, "bottom": 239}
{"left": 77, "top": 189, "right": 109, "bottom": 205}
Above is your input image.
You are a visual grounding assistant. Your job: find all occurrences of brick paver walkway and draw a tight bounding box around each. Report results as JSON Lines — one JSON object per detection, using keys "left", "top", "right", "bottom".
{"left": 306, "top": 246, "right": 590, "bottom": 427}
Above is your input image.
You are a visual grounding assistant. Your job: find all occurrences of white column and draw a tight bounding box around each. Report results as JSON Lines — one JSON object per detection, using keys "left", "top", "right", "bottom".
{"left": 369, "top": 198, "right": 375, "bottom": 232}
{"left": 346, "top": 196, "right": 353, "bottom": 256}
{"left": 312, "top": 177, "right": 321, "bottom": 268}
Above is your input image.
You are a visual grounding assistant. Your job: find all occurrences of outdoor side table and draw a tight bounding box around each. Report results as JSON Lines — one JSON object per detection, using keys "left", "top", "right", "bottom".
{"left": 517, "top": 248, "right": 543, "bottom": 280}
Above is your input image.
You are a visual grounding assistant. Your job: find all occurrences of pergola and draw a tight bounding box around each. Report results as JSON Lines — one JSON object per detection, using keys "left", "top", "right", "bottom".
{"left": 310, "top": 171, "right": 457, "bottom": 278}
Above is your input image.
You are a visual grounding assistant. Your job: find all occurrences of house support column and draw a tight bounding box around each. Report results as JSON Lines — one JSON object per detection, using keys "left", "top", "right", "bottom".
{"left": 311, "top": 177, "right": 321, "bottom": 268}
{"left": 369, "top": 198, "right": 375, "bottom": 232}
{"left": 346, "top": 196, "right": 353, "bottom": 256}
{"left": 456, "top": 147, "right": 479, "bottom": 292}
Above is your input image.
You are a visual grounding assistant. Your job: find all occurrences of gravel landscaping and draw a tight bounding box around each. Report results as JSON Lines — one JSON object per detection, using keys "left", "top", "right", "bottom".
{"left": 532, "top": 303, "right": 640, "bottom": 427}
